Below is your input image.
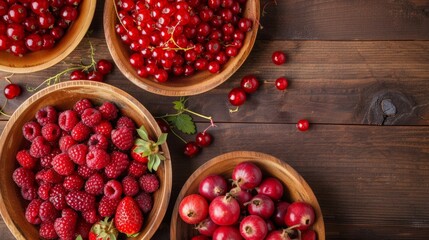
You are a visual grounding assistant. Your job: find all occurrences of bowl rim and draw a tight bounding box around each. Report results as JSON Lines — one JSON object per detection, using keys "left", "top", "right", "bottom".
{"left": 103, "top": 0, "right": 260, "bottom": 96}
{"left": 170, "top": 150, "right": 325, "bottom": 239}
{"left": 0, "top": 0, "right": 97, "bottom": 73}
{"left": 0, "top": 80, "right": 172, "bottom": 240}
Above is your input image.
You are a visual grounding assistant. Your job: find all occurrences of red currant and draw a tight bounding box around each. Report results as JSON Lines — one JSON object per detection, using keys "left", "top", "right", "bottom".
{"left": 228, "top": 87, "right": 246, "bottom": 106}
{"left": 24, "top": 33, "right": 43, "bottom": 51}
{"left": 156, "top": 119, "right": 170, "bottom": 133}
{"left": 154, "top": 69, "right": 169, "bottom": 82}
{"left": 96, "top": 59, "right": 113, "bottom": 75}
{"left": 87, "top": 71, "right": 104, "bottom": 82}
{"left": 196, "top": 132, "right": 213, "bottom": 147}
{"left": 8, "top": 3, "right": 28, "bottom": 23}
{"left": 272, "top": 51, "right": 286, "bottom": 65}
{"left": 4, "top": 83, "right": 22, "bottom": 99}
{"left": 275, "top": 77, "right": 288, "bottom": 91}
{"left": 60, "top": 5, "right": 78, "bottom": 22}
{"left": 240, "top": 75, "right": 260, "bottom": 93}
{"left": 296, "top": 119, "right": 310, "bottom": 132}
{"left": 69, "top": 70, "right": 87, "bottom": 80}
{"left": 207, "top": 61, "right": 220, "bottom": 73}
{"left": 184, "top": 141, "right": 200, "bottom": 157}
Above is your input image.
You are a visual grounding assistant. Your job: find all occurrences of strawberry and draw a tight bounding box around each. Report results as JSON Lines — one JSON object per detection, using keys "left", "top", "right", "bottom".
{"left": 131, "top": 145, "right": 148, "bottom": 163}
{"left": 88, "top": 217, "right": 119, "bottom": 240}
{"left": 132, "top": 125, "right": 168, "bottom": 172}
{"left": 114, "top": 196, "right": 143, "bottom": 237}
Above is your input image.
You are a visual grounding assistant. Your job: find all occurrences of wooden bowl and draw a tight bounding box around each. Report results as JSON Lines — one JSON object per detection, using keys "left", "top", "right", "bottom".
{"left": 0, "top": 1, "right": 96, "bottom": 73}
{"left": 171, "top": 151, "right": 325, "bottom": 239}
{"left": 103, "top": 1, "right": 260, "bottom": 96}
{"left": 0, "top": 81, "right": 172, "bottom": 240}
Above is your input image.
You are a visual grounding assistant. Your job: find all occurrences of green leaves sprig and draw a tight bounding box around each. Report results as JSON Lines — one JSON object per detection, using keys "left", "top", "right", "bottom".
{"left": 133, "top": 125, "right": 168, "bottom": 172}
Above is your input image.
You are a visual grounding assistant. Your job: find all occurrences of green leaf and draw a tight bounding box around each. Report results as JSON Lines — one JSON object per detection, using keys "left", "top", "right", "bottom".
{"left": 133, "top": 146, "right": 146, "bottom": 154}
{"left": 148, "top": 155, "right": 156, "bottom": 172}
{"left": 166, "top": 115, "right": 177, "bottom": 124}
{"left": 137, "top": 126, "right": 149, "bottom": 141}
{"left": 158, "top": 154, "right": 166, "bottom": 161}
{"left": 173, "top": 100, "right": 184, "bottom": 111}
{"left": 156, "top": 133, "right": 168, "bottom": 145}
{"left": 174, "top": 113, "right": 196, "bottom": 134}
{"left": 75, "top": 235, "right": 83, "bottom": 240}
{"left": 152, "top": 155, "right": 161, "bottom": 171}
{"left": 135, "top": 138, "right": 148, "bottom": 146}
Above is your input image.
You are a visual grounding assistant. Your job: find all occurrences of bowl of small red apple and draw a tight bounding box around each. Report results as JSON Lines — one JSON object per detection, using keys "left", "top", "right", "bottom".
{"left": 0, "top": 0, "right": 96, "bottom": 73}
{"left": 171, "top": 151, "right": 325, "bottom": 240}
{"left": 103, "top": 0, "right": 260, "bottom": 96}
{"left": 0, "top": 81, "right": 172, "bottom": 239}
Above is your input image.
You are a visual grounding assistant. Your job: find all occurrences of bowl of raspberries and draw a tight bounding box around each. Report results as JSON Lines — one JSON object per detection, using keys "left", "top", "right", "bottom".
{"left": 103, "top": 0, "right": 260, "bottom": 96}
{"left": 171, "top": 151, "right": 325, "bottom": 240}
{"left": 0, "top": 0, "right": 96, "bottom": 73}
{"left": 0, "top": 80, "right": 172, "bottom": 239}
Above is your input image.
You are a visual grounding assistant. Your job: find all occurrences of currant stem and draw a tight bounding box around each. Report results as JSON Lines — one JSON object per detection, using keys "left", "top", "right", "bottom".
{"left": 202, "top": 118, "right": 217, "bottom": 134}
{"left": 169, "top": 127, "right": 187, "bottom": 144}
{"left": 229, "top": 106, "right": 240, "bottom": 113}
{"left": 113, "top": 0, "right": 129, "bottom": 32}
{"left": 0, "top": 100, "right": 11, "bottom": 118}
{"left": 3, "top": 73, "right": 14, "bottom": 84}
{"left": 183, "top": 108, "right": 212, "bottom": 121}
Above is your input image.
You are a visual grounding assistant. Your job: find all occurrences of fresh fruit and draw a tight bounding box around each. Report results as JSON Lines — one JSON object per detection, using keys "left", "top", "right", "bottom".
{"left": 228, "top": 87, "right": 247, "bottom": 106}
{"left": 257, "top": 177, "right": 284, "bottom": 200}
{"left": 196, "top": 132, "right": 213, "bottom": 147}
{"left": 212, "top": 226, "right": 242, "bottom": 240}
{"left": 96, "top": 59, "right": 114, "bottom": 75}
{"left": 232, "top": 162, "right": 262, "bottom": 190}
{"left": 4, "top": 83, "right": 21, "bottom": 99}
{"left": 284, "top": 201, "right": 315, "bottom": 231}
{"left": 247, "top": 194, "right": 275, "bottom": 219}
{"left": 88, "top": 217, "right": 119, "bottom": 240}
{"left": 139, "top": 173, "right": 160, "bottom": 193}
{"left": 273, "top": 201, "right": 290, "bottom": 227}
{"left": 265, "top": 230, "right": 291, "bottom": 240}
{"left": 184, "top": 141, "right": 200, "bottom": 157}
{"left": 301, "top": 229, "right": 317, "bottom": 240}
{"left": 240, "top": 75, "right": 260, "bottom": 93}
{"left": 199, "top": 175, "right": 228, "bottom": 201}
{"left": 114, "top": 196, "right": 143, "bottom": 237}
{"left": 196, "top": 217, "right": 219, "bottom": 237}
{"left": 135, "top": 192, "right": 153, "bottom": 214}
{"left": 104, "top": 180, "right": 123, "bottom": 199}
{"left": 179, "top": 194, "right": 209, "bottom": 225}
{"left": 209, "top": 195, "right": 240, "bottom": 226}
{"left": 272, "top": 51, "right": 286, "bottom": 65}
{"left": 275, "top": 77, "right": 288, "bottom": 91}
{"left": 296, "top": 119, "right": 310, "bottom": 132}
{"left": 239, "top": 215, "right": 268, "bottom": 240}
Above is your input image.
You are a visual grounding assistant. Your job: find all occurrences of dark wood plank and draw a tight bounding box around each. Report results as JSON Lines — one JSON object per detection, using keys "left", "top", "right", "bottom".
{"left": 2, "top": 39, "right": 428, "bottom": 126}
{"left": 259, "top": 0, "right": 429, "bottom": 40}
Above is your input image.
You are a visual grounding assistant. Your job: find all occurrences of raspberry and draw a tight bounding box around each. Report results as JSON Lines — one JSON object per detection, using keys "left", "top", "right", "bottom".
{"left": 52, "top": 153, "right": 75, "bottom": 176}
{"left": 25, "top": 198, "right": 43, "bottom": 225}
{"left": 73, "top": 98, "right": 93, "bottom": 115}
{"left": 81, "top": 108, "right": 102, "bottom": 127}
{"left": 22, "top": 121, "right": 41, "bottom": 141}
{"left": 65, "top": 191, "right": 96, "bottom": 212}
{"left": 39, "top": 201, "right": 59, "bottom": 222}
{"left": 67, "top": 143, "right": 88, "bottom": 165}
{"left": 59, "top": 135, "right": 77, "bottom": 152}
{"left": 36, "top": 106, "right": 58, "bottom": 126}
{"left": 93, "top": 120, "right": 113, "bottom": 137}
{"left": 135, "top": 192, "right": 153, "bottom": 214}
{"left": 104, "top": 180, "right": 123, "bottom": 199}
{"left": 13, "top": 167, "right": 35, "bottom": 188}
{"left": 84, "top": 173, "right": 105, "bottom": 195}
{"left": 71, "top": 122, "right": 91, "bottom": 142}
{"left": 36, "top": 168, "right": 63, "bottom": 184}
{"left": 128, "top": 160, "right": 148, "bottom": 178}
{"left": 86, "top": 148, "right": 110, "bottom": 170}
{"left": 98, "top": 196, "right": 120, "bottom": 217}
{"left": 41, "top": 123, "right": 61, "bottom": 142}
{"left": 82, "top": 208, "right": 101, "bottom": 224}
{"left": 116, "top": 116, "right": 135, "bottom": 129}
{"left": 58, "top": 110, "right": 79, "bottom": 131}
{"left": 139, "top": 173, "right": 160, "bottom": 193}
{"left": 88, "top": 133, "right": 109, "bottom": 151}
{"left": 111, "top": 127, "right": 134, "bottom": 150}
{"left": 30, "top": 136, "right": 51, "bottom": 158}
{"left": 77, "top": 165, "right": 97, "bottom": 179}
{"left": 98, "top": 101, "right": 118, "bottom": 120}
{"left": 40, "top": 148, "right": 61, "bottom": 169}
{"left": 39, "top": 221, "right": 58, "bottom": 239}
{"left": 105, "top": 151, "right": 129, "bottom": 179}
{"left": 49, "top": 184, "right": 68, "bottom": 210}
{"left": 21, "top": 186, "right": 37, "bottom": 201}
{"left": 16, "top": 149, "right": 37, "bottom": 169}
{"left": 63, "top": 174, "right": 84, "bottom": 191}
{"left": 54, "top": 208, "right": 78, "bottom": 240}
{"left": 38, "top": 183, "right": 52, "bottom": 200}
{"left": 122, "top": 176, "right": 139, "bottom": 197}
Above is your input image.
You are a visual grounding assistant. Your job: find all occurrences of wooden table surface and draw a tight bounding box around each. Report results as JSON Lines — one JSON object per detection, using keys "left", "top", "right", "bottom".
{"left": 1, "top": 0, "right": 429, "bottom": 239}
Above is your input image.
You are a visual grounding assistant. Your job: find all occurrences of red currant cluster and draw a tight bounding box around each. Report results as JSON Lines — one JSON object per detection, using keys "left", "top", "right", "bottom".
{"left": 114, "top": 0, "right": 253, "bottom": 82}
{"left": 0, "top": 0, "right": 81, "bottom": 56}
{"left": 69, "top": 59, "right": 114, "bottom": 82}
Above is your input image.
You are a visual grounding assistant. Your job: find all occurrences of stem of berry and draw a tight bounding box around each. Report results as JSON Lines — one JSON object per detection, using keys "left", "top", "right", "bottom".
{"left": 169, "top": 127, "right": 188, "bottom": 144}
{"left": 26, "top": 41, "right": 97, "bottom": 92}
{"left": 262, "top": 0, "right": 278, "bottom": 17}
{"left": 0, "top": 100, "right": 11, "bottom": 118}
{"left": 113, "top": 0, "right": 129, "bottom": 32}
{"left": 162, "top": 21, "right": 195, "bottom": 51}
{"left": 3, "top": 73, "right": 14, "bottom": 84}
{"left": 229, "top": 106, "right": 240, "bottom": 113}
{"left": 202, "top": 119, "right": 216, "bottom": 134}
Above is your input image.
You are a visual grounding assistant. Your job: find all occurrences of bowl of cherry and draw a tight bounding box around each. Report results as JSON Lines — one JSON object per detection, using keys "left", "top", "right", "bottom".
{"left": 171, "top": 151, "right": 325, "bottom": 240}
{"left": 103, "top": 0, "right": 260, "bottom": 96}
{"left": 0, "top": 81, "right": 172, "bottom": 239}
{"left": 0, "top": 0, "right": 96, "bottom": 73}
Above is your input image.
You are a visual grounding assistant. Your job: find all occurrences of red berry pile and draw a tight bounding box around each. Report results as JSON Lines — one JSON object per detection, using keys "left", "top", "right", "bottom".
{"left": 13, "top": 99, "right": 161, "bottom": 239}
{"left": 179, "top": 162, "right": 318, "bottom": 240}
{"left": 228, "top": 75, "right": 260, "bottom": 110}
{"left": 0, "top": 0, "right": 81, "bottom": 57}
{"left": 114, "top": 0, "right": 253, "bottom": 82}
{"left": 69, "top": 59, "right": 114, "bottom": 82}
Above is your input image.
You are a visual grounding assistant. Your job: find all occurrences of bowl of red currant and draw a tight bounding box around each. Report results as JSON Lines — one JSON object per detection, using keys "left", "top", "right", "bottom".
{"left": 0, "top": 0, "right": 96, "bottom": 73}
{"left": 104, "top": 0, "right": 260, "bottom": 96}
{"left": 171, "top": 151, "right": 325, "bottom": 240}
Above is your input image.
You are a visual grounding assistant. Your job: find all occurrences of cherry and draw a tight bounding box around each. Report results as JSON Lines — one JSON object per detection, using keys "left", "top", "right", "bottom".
{"left": 9, "top": 40, "right": 27, "bottom": 56}
{"left": 96, "top": 59, "right": 113, "bottom": 75}
{"left": 196, "top": 132, "right": 213, "bottom": 147}
{"left": 41, "top": 34, "right": 55, "bottom": 49}
{"left": 184, "top": 141, "right": 200, "bottom": 157}
{"left": 240, "top": 75, "right": 259, "bottom": 94}
{"left": 275, "top": 77, "right": 288, "bottom": 91}
{"left": 296, "top": 119, "right": 310, "bottom": 132}
{"left": 69, "top": 70, "right": 87, "bottom": 80}
{"left": 272, "top": 51, "right": 286, "bottom": 65}
{"left": 301, "top": 230, "right": 317, "bottom": 240}
{"left": 228, "top": 87, "right": 246, "bottom": 106}
{"left": 178, "top": 194, "right": 209, "bottom": 224}
{"left": 4, "top": 83, "right": 22, "bottom": 99}
{"left": 87, "top": 71, "right": 104, "bottom": 82}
